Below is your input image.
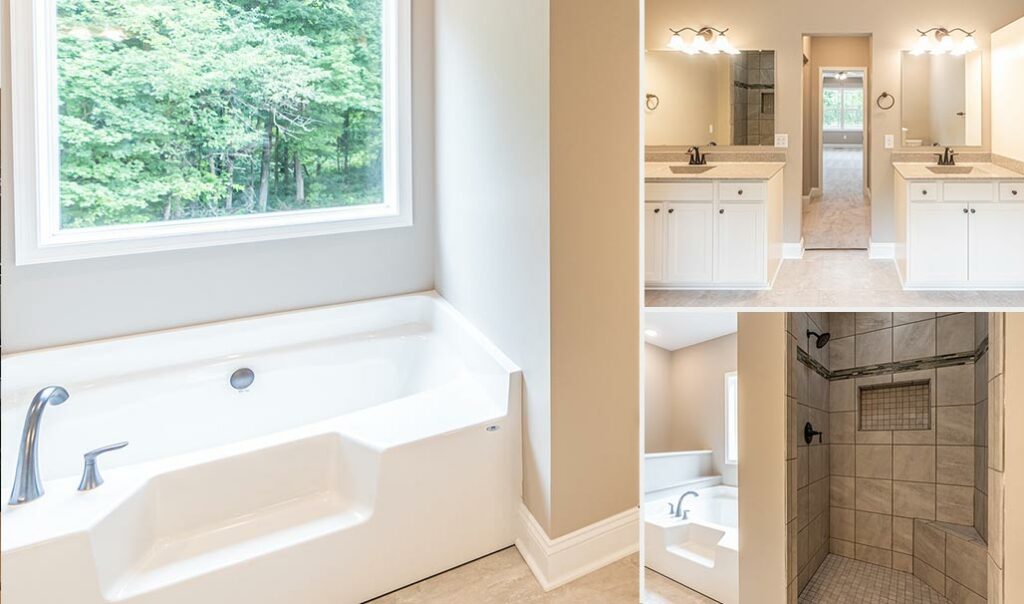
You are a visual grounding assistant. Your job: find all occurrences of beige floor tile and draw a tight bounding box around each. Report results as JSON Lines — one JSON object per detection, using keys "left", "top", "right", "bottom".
{"left": 643, "top": 568, "right": 717, "bottom": 603}
{"left": 366, "top": 547, "right": 639, "bottom": 603}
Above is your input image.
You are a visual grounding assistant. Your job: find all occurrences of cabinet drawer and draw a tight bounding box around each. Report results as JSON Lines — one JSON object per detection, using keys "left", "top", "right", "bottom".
{"left": 944, "top": 182, "right": 994, "bottom": 202}
{"left": 909, "top": 182, "right": 938, "bottom": 201}
{"left": 645, "top": 182, "right": 714, "bottom": 201}
{"left": 999, "top": 183, "right": 1024, "bottom": 202}
{"left": 718, "top": 181, "right": 764, "bottom": 201}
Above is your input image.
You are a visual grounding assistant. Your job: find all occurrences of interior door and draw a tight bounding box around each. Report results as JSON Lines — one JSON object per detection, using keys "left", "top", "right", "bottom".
{"left": 968, "top": 202, "right": 1024, "bottom": 284}
{"left": 715, "top": 202, "right": 764, "bottom": 284}
{"left": 908, "top": 202, "right": 969, "bottom": 283}
{"left": 664, "top": 202, "right": 714, "bottom": 284}
{"left": 645, "top": 203, "right": 666, "bottom": 283}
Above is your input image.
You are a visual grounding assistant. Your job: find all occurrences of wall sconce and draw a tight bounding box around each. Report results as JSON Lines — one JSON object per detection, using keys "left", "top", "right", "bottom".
{"left": 910, "top": 27, "right": 978, "bottom": 56}
{"left": 667, "top": 27, "right": 741, "bottom": 55}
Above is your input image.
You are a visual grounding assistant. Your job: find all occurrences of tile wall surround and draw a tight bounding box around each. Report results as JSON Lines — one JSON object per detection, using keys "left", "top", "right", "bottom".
{"left": 786, "top": 312, "right": 832, "bottom": 603}
{"left": 730, "top": 50, "right": 776, "bottom": 146}
{"left": 986, "top": 314, "right": 1006, "bottom": 604}
{"left": 787, "top": 313, "right": 994, "bottom": 604}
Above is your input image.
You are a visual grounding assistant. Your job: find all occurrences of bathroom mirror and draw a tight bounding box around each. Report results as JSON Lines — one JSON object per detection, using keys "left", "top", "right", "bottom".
{"left": 645, "top": 50, "right": 776, "bottom": 147}
{"left": 900, "top": 51, "right": 982, "bottom": 147}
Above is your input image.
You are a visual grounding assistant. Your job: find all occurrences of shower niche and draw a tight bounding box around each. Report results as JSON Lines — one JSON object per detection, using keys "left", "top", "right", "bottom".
{"left": 857, "top": 380, "right": 931, "bottom": 431}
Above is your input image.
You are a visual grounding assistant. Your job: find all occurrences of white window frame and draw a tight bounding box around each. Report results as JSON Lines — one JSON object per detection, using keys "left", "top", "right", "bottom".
{"left": 10, "top": 0, "right": 413, "bottom": 265}
{"left": 724, "top": 370, "right": 738, "bottom": 465}
{"left": 822, "top": 85, "right": 864, "bottom": 132}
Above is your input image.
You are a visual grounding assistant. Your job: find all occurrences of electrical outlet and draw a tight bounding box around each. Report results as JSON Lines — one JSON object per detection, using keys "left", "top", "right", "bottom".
{"left": 774, "top": 134, "right": 788, "bottom": 148}
{"left": 884, "top": 134, "right": 895, "bottom": 149}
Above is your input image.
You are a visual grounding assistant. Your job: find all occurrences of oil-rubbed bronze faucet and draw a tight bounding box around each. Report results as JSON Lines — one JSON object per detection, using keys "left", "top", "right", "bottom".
{"left": 935, "top": 146, "right": 958, "bottom": 166}
{"left": 688, "top": 141, "right": 718, "bottom": 166}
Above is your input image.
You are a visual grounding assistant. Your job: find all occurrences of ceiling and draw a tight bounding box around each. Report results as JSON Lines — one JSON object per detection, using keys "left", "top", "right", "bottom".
{"left": 643, "top": 311, "right": 737, "bottom": 351}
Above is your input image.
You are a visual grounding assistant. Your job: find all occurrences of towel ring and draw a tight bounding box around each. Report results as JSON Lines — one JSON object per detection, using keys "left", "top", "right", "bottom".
{"left": 646, "top": 93, "right": 660, "bottom": 111}
{"left": 876, "top": 92, "right": 895, "bottom": 110}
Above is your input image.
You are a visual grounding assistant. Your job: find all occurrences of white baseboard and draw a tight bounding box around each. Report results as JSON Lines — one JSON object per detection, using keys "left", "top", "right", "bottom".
{"left": 514, "top": 503, "right": 639, "bottom": 591}
{"left": 783, "top": 239, "right": 805, "bottom": 260}
{"left": 868, "top": 240, "right": 895, "bottom": 259}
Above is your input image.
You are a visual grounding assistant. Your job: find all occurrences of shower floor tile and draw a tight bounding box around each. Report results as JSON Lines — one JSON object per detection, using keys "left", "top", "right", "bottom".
{"left": 798, "top": 554, "right": 950, "bottom": 604}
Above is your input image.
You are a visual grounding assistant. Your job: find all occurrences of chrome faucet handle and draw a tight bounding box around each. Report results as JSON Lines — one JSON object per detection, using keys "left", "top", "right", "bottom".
{"left": 78, "top": 441, "right": 128, "bottom": 491}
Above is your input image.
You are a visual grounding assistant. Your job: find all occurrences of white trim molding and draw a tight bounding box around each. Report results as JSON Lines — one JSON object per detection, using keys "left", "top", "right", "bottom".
{"left": 514, "top": 504, "right": 638, "bottom": 591}
{"left": 10, "top": 0, "right": 414, "bottom": 265}
{"left": 868, "top": 240, "right": 896, "bottom": 259}
{"left": 782, "top": 239, "right": 805, "bottom": 260}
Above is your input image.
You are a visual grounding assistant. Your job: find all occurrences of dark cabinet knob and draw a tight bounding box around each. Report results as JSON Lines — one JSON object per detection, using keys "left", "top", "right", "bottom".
{"left": 1013, "top": 190, "right": 1019, "bottom": 196}
{"left": 970, "top": 208, "right": 977, "bottom": 214}
{"left": 668, "top": 208, "right": 674, "bottom": 213}
{"left": 653, "top": 208, "right": 660, "bottom": 213}
{"left": 963, "top": 208, "right": 969, "bottom": 214}
{"left": 738, "top": 189, "right": 744, "bottom": 195}
{"left": 922, "top": 190, "right": 928, "bottom": 195}
{"left": 719, "top": 209, "right": 725, "bottom": 214}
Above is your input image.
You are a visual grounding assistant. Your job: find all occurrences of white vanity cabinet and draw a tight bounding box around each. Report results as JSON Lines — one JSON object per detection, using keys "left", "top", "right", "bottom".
{"left": 896, "top": 176, "right": 1024, "bottom": 288}
{"left": 645, "top": 173, "right": 782, "bottom": 289}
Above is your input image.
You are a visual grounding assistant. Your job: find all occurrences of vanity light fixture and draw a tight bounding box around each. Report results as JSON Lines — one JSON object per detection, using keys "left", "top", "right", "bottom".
{"left": 910, "top": 27, "right": 977, "bottom": 56}
{"left": 667, "top": 27, "right": 741, "bottom": 55}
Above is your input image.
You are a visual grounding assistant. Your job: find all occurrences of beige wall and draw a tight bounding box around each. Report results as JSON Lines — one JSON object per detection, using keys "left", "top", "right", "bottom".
{"left": 901, "top": 53, "right": 933, "bottom": 144}
{"left": 992, "top": 16, "right": 1024, "bottom": 162}
{"left": 668, "top": 334, "right": 739, "bottom": 485}
{"left": 549, "top": 0, "right": 640, "bottom": 538}
{"left": 738, "top": 313, "right": 788, "bottom": 604}
{"left": 805, "top": 36, "right": 871, "bottom": 195}
{"left": 1003, "top": 313, "right": 1024, "bottom": 602}
{"left": 645, "top": 343, "right": 673, "bottom": 453}
{"left": 645, "top": 52, "right": 731, "bottom": 146}
{"left": 647, "top": 0, "right": 1021, "bottom": 244}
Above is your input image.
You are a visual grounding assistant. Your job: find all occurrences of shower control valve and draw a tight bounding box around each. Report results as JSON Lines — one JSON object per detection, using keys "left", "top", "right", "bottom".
{"left": 804, "top": 422, "right": 823, "bottom": 445}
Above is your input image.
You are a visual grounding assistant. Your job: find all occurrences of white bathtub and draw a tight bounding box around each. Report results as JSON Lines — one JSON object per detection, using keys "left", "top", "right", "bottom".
{"left": 1, "top": 292, "right": 522, "bottom": 604}
{"left": 644, "top": 485, "right": 738, "bottom": 604}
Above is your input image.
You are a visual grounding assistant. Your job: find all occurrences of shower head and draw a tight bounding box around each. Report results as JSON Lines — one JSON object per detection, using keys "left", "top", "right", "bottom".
{"left": 806, "top": 330, "right": 831, "bottom": 349}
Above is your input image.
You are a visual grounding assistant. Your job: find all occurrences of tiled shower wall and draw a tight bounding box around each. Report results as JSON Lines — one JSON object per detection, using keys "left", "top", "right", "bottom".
{"left": 731, "top": 50, "right": 775, "bottom": 146}
{"left": 826, "top": 314, "right": 982, "bottom": 568}
{"left": 987, "top": 314, "right": 1007, "bottom": 603}
{"left": 786, "top": 312, "right": 831, "bottom": 601}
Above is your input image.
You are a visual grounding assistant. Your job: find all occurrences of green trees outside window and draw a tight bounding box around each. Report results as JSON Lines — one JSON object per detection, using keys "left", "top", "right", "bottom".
{"left": 57, "top": 0, "right": 384, "bottom": 229}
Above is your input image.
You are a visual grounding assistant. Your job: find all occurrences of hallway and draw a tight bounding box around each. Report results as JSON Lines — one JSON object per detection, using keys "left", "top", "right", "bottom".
{"left": 803, "top": 145, "right": 871, "bottom": 250}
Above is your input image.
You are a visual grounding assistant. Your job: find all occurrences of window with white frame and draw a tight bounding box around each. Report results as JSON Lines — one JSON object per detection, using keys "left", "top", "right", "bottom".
{"left": 725, "top": 370, "right": 738, "bottom": 465}
{"left": 823, "top": 86, "right": 864, "bottom": 131}
{"left": 10, "top": 0, "right": 411, "bottom": 264}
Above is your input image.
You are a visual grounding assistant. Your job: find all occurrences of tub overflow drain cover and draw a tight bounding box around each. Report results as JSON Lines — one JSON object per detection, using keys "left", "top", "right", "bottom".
{"left": 230, "top": 368, "right": 255, "bottom": 391}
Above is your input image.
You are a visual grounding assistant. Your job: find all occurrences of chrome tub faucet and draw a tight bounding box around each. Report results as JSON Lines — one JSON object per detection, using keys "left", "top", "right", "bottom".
{"left": 9, "top": 386, "right": 70, "bottom": 505}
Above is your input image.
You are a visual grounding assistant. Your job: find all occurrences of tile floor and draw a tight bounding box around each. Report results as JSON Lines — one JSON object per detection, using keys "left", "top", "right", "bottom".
{"left": 803, "top": 145, "right": 870, "bottom": 250}
{"left": 643, "top": 568, "right": 718, "bottom": 603}
{"left": 646, "top": 250, "right": 1024, "bottom": 307}
{"left": 366, "top": 547, "right": 639, "bottom": 603}
{"left": 798, "top": 555, "right": 950, "bottom": 604}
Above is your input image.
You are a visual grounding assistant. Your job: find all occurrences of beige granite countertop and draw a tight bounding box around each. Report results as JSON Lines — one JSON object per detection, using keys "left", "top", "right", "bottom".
{"left": 645, "top": 161, "right": 785, "bottom": 182}
{"left": 892, "top": 162, "right": 1024, "bottom": 180}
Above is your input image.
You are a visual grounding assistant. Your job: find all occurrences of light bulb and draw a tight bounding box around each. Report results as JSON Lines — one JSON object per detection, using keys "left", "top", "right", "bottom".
{"left": 910, "top": 33, "right": 930, "bottom": 56}
{"left": 715, "top": 33, "right": 740, "bottom": 55}
{"left": 960, "top": 34, "right": 977, "bottom": 54}
{"left": 691, "top": 35, "right": 709, "bottom": 54}
{"left": 935, "top": 33, "right": 954, "bottom": 54}
{"left": 668, "top": 33, "right": 686, "bottom": 51}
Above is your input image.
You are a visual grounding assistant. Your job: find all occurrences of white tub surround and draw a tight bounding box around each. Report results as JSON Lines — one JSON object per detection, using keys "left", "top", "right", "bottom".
{"left": 893, "top": 162, "right": 1024, "bottom": 289}
{"left": 645, "top": 163, "right": 785, "bottom": 290}
{"left": 644, "top": 451, "right": 716, "bottom": 494}
{"left": 644, "top": 485, "right": 739, "bottom": 604}
{"left": 1, "top": 293, "right": 522, "bottom": 604}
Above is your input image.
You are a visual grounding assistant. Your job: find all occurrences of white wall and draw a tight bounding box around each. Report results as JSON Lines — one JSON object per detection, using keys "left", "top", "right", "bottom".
{"left": 992, "top": 16, "right": 1024, "bottom": 163}
{"left": 0, "top": 0, "right": 436, "bottom": 353}
{"left": 432, "top": 0, "right": 553, "bottom": 531}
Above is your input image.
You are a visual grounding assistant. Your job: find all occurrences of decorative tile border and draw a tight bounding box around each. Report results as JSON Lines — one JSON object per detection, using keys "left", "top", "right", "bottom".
{"left": 796, "top": 338, "right": 988, "bottom": 382}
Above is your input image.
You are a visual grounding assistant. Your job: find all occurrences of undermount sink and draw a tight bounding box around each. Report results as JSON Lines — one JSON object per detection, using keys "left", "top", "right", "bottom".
{"left": 669, "top": 165, "right": 715, "bottom": 174}
{"left": 927, "top": 166, "right": 975, "bottom": 175}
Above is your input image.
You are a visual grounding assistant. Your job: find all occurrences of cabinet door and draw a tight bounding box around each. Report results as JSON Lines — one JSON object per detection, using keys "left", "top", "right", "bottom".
{"left": 715, "top": 203, "right": 765, "bottom": 284}
{"left": 664, "top": 202, "right": 714, "bottom": 284}
{"left": 908, "top": 203, "right": 968, "bottom": 283}
{"left": 968, "top": 203, "right": 1024, "bottom": 284}
{"left": 645, "top": 203, "right": 666, "bottom": 283}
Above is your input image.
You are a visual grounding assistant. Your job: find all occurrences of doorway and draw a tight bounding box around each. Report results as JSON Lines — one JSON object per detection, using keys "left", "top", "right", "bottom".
{"left": 801, "top": 36, "right": 871, "bottom": 250}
